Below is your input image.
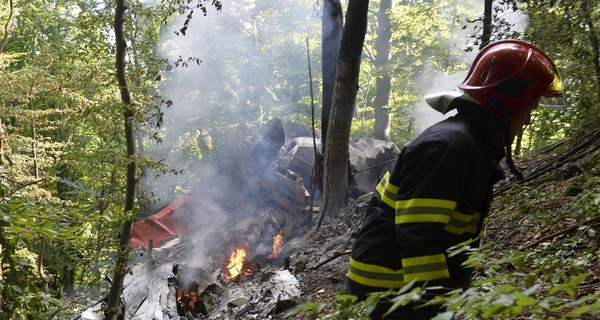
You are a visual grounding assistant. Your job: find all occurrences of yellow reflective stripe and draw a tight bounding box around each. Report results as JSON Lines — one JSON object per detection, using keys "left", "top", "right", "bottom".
{"left": 445, "top": 210, "right": 475, "bottom": 235}
{"left": 450, "top": 210, "right": 472, "bottom": 222}
{"left": 348, "top": 270, "right": 406, "bottom": 288}
{"left": 403, "top": 269, "right": 450, "bottom": 282}
{"left": 396, "top": 213, "right": 451, "bottom": 224}
{"left": 478, "top": 217, "right": 488, "bottom": 237}
{"left": 350, "top": 257, "right": 403, "bottom": 274}
{"left": 464, "top": 212, "right": 482, "bottom": 234}
{"left": 395, "top": 199, "right": 456, "bottom": 225}
{"left": 348, "top": 258, "right": 405, "bottom": 288}
{"left": 375, "top": 172, "right": 398, "bottom": 208}
{"left": 402, "top": 254, "right": 449, "bottom": 282}
{"left": 444, "top": 223, "right": 464, "bottom": 234}
{"left": 395, "top": 198, "right": 456, "bottom": 210}
{"left": 402, "top": 254, "right": 446, "bottom": 266}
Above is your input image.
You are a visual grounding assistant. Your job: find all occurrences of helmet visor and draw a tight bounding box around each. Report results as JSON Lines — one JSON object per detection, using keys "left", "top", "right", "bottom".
{"left": 539, "top": 94, "right": 568, "bottom": 108}
{"left": 539, "top": 67, "right": 566, "bottom": 107}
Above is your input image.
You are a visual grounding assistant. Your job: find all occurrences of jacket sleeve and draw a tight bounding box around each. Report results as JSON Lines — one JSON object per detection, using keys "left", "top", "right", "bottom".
{"left": 386, "top": 138, "right": 475, "bottom": 288}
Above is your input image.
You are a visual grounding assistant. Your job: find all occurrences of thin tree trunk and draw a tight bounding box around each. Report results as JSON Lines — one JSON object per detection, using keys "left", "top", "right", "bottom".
{"left": 104, "top": 0, "right": 137, "bottom": 317}
{"left": 514, "top": 132, "right": 523, "bottom": 156}
{"left": 373, "top": 0, "right": 392, "bottom": 140}
{"left": 0, "top": 120, "right": 5, "bottom": 164}
{"left": 322, "top": 0, "right": 343, "bottom": 148}
{"left": 321, "top": 0, "right": 369, "bottom": 221}
{"left": 0, "top": 0, "right": 11, "bottom": 163}
{"left": 29, "top": 96, "right": 39, "bottom": 179}
{"left": 444, "top": 0, "right": 459, "bottom": 72}
{"left": 1, "top": 3, "right": 15, "bottom": 306}
{"left": 481, "top": 0, "right": 493, "bottom": 49}
{"left": 37, "top": 237, "right": 49, "bottom": 292}
{"left": 0, "top": 0, "right": 14, "bottom": 54}
{"left": 0, "top": 243, "right": 3, "bottom": 310}
{"left": 582, "top": 0, "right": 600, "bottom": 95}
{"left": 62, "top": 265, "right": 75, "bottom": 297}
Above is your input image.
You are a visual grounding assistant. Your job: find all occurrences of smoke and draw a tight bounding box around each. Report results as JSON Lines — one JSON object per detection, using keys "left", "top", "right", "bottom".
{"left": 142, "top": 0, "right": 320, "bottom": 269}
{"left": 152, "top": 0, "right": 319, "bottom": 163}
{"left": 142, "top": 0, "right": 531, "bottom": 269}
{"left": 412, "top": 71, "right": 466, "bottom": 133}
{"left": 410, "top": 0, "right": 529, "bottom": 134}
{"left": 499, "top": 1, "right": 528, "bottom": 35}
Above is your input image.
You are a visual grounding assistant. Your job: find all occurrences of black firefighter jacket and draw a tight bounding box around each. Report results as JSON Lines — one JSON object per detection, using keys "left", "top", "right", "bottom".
{"left": 348, "top": 105, "right": 507, "bottom": 295}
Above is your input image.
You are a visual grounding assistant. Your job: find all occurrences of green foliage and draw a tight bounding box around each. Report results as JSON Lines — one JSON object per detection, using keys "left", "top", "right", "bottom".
{"left": 1, "top": 0, "right": 599, "bottom": 317}
{"left": 293, "top": 183, "right": 599, "bottom": 319}
{"left": 286, "top": 282, "right": 432, "bottom": 320}
{"left": 437, "top": 246, "right": 599, "bottom": 319}
{"left": 294, "top": 245, "right": 598, "bottom": 319}
{"left": 1, "top": 192, "right": 65, "bottom": 318}
{"left": 0, "top": 0, "right": 167, "bottom": 316}
{"left": 355, "top": 0, "right": 480, "bottom": 145}
{"left": 523, "top": 0, "right": 600, "bottom": 136}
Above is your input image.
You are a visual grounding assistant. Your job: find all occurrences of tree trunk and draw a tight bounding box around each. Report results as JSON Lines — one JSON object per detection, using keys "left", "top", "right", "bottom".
{"left": 321, "top": 0, "right": 369, "bottom": 221}
{"left": 37, "top": 237, "right": 49, "bottom": 292}
{"left": 581, "top": 0, "right": 600, "bottom": 95}
{"left": 373, "top": 0, "right": 392, "bottom": 140}
{"left": 62, "top": 265, "right": 75, "bottom": 297}
{"left": 104, "top": 0, "right": 137, "bottom": 318}
{"left": 321, "top": 0, "right": 343, "bottom": 148}
{"left": 444, "top": 0, "right": 459, "bottom": 72}
{"left": 0, "top": 120, "right": 5, "bottom": 164}
{"left": 29, "top": 97, "right": 39, "bottom": 179}
{"left": 0, "top": 0, "right": 10, "bottom": 162}
{"left": 0, "top": 243, "right": 3, "bottom": 310}
{"left": 514, "top": 132, "right": 523, "bottom": 156}
{"left": 481, "top": 0, "right": 493, "bottom": 49}
{"left": 0, "top": 0, "right": 14, "bottom": 54}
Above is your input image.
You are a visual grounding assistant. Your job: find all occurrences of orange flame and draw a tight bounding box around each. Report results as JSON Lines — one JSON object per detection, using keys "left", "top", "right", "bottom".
{"left": 268, "top": 233, "right": 284, "bottom": 258}
{"left": 225, "top": 248, "right": 246, "bottom": 279}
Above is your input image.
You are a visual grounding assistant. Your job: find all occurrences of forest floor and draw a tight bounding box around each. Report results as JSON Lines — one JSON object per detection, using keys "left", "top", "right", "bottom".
{"left": 283, "top": 129, "right": 600, "bottom": 319}
{"left": 78, "top": 129, "right": 599, "bottom": 319}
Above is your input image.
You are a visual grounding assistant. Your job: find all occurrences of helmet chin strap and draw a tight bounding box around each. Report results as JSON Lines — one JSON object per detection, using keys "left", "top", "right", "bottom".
{"left": 504, "top": 128, "right": 524, "bottom": 180}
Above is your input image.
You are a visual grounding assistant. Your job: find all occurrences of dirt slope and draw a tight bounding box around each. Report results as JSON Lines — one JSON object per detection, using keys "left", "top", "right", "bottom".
{"left": 286, "top": 128, "right": 600, "bottom": 319}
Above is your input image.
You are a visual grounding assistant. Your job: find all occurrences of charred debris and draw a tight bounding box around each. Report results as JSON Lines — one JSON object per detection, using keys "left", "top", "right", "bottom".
{"left": 77, "top": 118, "right": 399, "bottom": 320}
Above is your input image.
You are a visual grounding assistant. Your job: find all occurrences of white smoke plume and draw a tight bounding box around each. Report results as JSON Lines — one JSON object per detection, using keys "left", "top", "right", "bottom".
{"left": 142, "top": 0, "right": 320, "bottom": 270}
{"left": 411, "top": 0, "right": 529, "bottom": 134}
{"left": 140, "top": 0, "right": 530, "bottom": 270}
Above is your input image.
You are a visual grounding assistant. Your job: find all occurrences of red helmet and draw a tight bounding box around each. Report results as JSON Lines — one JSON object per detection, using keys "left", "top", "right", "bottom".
{"left": 458, "top": 39, "right": 565, "bottom": 121}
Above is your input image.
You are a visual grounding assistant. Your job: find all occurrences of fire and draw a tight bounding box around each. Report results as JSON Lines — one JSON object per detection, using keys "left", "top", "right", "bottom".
{"left": 176, "top": 287, "right": 203, "bottom": 316}
{"left": 225, "top": 248, "right": 247, "bottom": 279}
{"left": 268, "top": 233, "right": 284, "bottom": 259}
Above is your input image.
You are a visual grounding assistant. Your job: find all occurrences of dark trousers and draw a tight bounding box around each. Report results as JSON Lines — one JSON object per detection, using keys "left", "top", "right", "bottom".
{"left": 345, "top": 279, "right": 443, "bottom": 320}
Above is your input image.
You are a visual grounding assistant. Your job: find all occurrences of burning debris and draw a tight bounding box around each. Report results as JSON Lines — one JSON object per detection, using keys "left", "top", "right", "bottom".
{"left": 225, "top": 248, "right": 250, "bottom": 279}
{"left": 268, "top": 233, "right": 284, "bottom": 259}
{"left": 77, "top": 118, "right": 398, "bottom": 319}
{"left": 176, "top": 282, "right": 206, "bottom": 316}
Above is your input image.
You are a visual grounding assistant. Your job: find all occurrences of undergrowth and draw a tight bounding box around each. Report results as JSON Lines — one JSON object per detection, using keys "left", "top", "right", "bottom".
{"left": 288, "top": 161, "right": 600, "bottom": 319}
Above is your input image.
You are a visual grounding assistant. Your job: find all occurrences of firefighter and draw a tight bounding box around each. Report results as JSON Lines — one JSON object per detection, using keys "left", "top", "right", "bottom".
{"left": 345, "top": 39, "right": 565, "bottom": 319}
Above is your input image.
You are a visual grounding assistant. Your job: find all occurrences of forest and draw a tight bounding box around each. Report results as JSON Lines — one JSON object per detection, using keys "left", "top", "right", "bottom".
{"left": 0, "top": 0, "right": 599, "bottom": 319}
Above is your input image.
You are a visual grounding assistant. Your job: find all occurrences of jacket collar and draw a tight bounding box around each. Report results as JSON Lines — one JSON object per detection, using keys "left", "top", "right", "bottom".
{"left": 425, "top": 89, "right": 508, "bottom": 164}
{"left": 455, "top": 101, "right": 507, "bottom": 165}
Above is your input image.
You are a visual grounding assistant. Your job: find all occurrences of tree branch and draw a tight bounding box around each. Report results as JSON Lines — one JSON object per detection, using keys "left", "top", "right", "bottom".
{"left": 0, "top": 0, "right": 14, "bottom": 55}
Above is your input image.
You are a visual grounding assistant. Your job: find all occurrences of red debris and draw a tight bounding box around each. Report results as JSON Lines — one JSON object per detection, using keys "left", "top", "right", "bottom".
{"left": 130, "top": 195, "right": 190, "bottom": 249}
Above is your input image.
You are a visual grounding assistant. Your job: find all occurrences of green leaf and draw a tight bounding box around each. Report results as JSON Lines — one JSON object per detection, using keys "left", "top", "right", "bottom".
{"left": 587, "top": 228, "right": 596, "bottom": 237}
{"left": 514, "top": 292, "right": 536, "bottom": 306}
{"left": 285, "top": 302, "right": 326, "bottom": 318}
{"left": 11, "top": 285, "right": 23, "bottom": 294}
{"left": 482, "top": 303, "right": 508, "bottom": 317}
